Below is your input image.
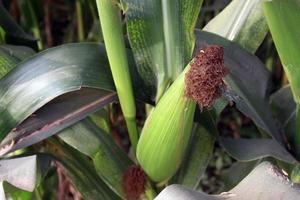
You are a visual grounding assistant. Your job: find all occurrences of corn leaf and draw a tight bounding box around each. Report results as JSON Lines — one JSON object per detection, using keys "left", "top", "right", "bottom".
{"left": 45, "top": 138, "right": 120, "bottom": 200}
{"left": 270, "top": 86, "right": 296, "bottom": 147}
{"left": 204, "top": 0, "right": 268, "bottom": 53}
{"left": 123, "top": 0, "right": 203, "bottom": 101}
{"left": 0, "top": 88, "right": 117, "bottom": 155}
{"left": 175, "top": 124, "right": 215, "bottom": 188}
{"left": 58, "top": 118, "right": 132, "bottom": 198}
{"left": 0, "top": 43, "right": 153, "bottom": 144}
{"left": 220, "top": 138, "right": 297, "bottom": 164}
{"left": 0, "top": 43, "right": 114, "bottom": 141}
{"left": 156, "top": 162, "right": 300, "bottom": 200}
{"left": 222, "top": 161, "right": 257, "bottom": 191}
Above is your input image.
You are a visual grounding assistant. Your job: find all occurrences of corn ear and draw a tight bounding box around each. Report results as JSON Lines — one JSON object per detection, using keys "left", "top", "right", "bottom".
{"left": 137, "top": 67, "right": 196, "bottom": 182}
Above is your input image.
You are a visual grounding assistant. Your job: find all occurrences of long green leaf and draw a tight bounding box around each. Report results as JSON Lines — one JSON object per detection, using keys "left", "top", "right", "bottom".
{"left": 45, "top": 138, "right": 120, "bottom": 200}
{"left": 0, "top": 88, "right": 117, "bottom": 155}
{"left": 204, "top": 0, "right": 268, "bottom": 53}
{"left": 0, "top": 43, "right": 152, "bottom": 143}
{"left": 222, "top": 161, "right": 257, "bottom": 191}
{"left": 0, "top": 43, "right": 114, "bottom": 141}
{"left": 220, "top": 138, "right": 297, "bottom": 164}
{"left": 175, "top": 124, "right": 214, "bottom": 189}
{"left": 124, "top": 0, "right": 203, "bottom": 101}
{"left": 270, "top": 86, "right": 296, "bottom": 145}
{"left": 58, "top": 118, "right": 132, "bottom": 198}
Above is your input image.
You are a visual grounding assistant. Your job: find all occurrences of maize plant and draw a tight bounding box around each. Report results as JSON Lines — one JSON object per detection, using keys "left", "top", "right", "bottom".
{"left": 0, "top": 0, "right": 300, "bottom": 200}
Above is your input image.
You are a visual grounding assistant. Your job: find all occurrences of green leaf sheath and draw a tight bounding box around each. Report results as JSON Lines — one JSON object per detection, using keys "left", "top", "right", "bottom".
{"left": 124, "top": 0, "right": 203, "bottom": 101}
{"left": 96, "top": 0, "right": 138, "bottom": 150}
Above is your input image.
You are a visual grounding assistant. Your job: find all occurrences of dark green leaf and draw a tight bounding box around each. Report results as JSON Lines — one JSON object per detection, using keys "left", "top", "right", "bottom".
{"left": 0, "top": 43, "right": 153, "bottom": 143}
{"left": 175, "top": 124, "right": 215, "bottom": 188}
{"left": 220, "top": 138, "right": 297, "bottom": 164}
{"left": 222, "top": 161, "right": 257, "bottom": 191}
{"left": 45, "top": 138, "right": 120, "bottom": 200}
{"left": 270, "top": 86, "right": 296, "bottom": 143}
{"left": 124, "top": 0, "right": 203, "bottom": 101}
{"left": 0, "top": 88, "right": 117, "bottom": 156}
{"left": 58, "top": 119, "right": 132, "bottom": 198}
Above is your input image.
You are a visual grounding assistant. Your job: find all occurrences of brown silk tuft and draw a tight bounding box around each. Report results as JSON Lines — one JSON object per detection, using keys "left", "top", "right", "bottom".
{"left": 122, "top": 165, "right": 146, "bottom": 200}
{"left": 185, "top": 45, "right": 229, "bottom": 109}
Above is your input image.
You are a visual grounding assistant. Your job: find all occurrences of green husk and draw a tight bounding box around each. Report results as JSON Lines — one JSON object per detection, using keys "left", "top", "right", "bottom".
{"left": 137, "top": 66, "right": 196, "bottom": 182}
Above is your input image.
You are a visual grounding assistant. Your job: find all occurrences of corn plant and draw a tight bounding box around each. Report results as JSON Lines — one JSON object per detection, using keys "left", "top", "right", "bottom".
{"left": 0, "top": 0, "right": 300, "bottom": 200}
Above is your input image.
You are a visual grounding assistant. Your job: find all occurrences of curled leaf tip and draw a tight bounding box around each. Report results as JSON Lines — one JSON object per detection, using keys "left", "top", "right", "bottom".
{"left": 185, "top": 45, "right": 229, "bottom": 109}
{"left": 122, "top": 165, "right": 146, "bottom": 200}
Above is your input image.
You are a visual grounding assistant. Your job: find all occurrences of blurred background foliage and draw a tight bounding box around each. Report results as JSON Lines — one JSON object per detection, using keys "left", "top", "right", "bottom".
{"left": 0, "top": 0, "right": 291, "bottom": 199}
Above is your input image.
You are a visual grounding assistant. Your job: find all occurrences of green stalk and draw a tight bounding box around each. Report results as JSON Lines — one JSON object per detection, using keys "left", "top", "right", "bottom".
{"left": 0, "top": 27, "right": 5, "bottom": 43}
{"left": 96, "top": 0, "right": 139, "bottom": 150}
{"left": 76, "top": 0, "right": 84, "bottom": 42}
{"left": 295, "top": 104, "right": 300, "bottom": 155}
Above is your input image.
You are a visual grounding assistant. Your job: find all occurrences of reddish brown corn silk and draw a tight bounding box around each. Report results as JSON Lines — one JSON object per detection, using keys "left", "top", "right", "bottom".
{"left": 185, "top": 45, "right": 229, "bottom": 109}
{"left": 122, "top": 165, "right": 146, "bottom": 200}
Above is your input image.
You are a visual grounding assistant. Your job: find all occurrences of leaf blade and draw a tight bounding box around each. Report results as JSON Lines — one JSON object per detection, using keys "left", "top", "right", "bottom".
{"left": 220, "top": 138, "right": 297, "bottom": 164}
